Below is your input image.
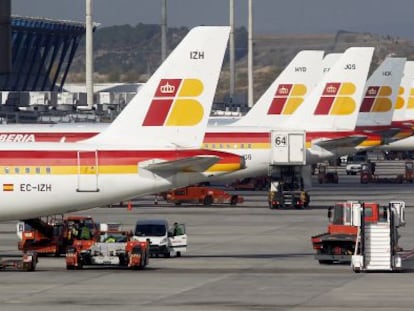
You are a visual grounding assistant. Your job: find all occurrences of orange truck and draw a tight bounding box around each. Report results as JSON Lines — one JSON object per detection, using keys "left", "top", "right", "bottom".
{"left": 164, "top": 186, "right": 244, "bottom": 206}
{"left": 17, "top": 215, "right": 99, "bottom": 256}
{"left": 311, "top": 201, "right": 383, "bottom": 264}
{"left": 65, "top": 229, "right": 149, "bottom": 270}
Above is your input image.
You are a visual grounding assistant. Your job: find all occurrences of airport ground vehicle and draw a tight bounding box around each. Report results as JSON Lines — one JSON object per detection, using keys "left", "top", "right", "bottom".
{"left": 268, "top": 166, "right": 309, "bottom": 209}
{"left": 317, "top": 164, "right": 339, "bottom": 184}
{"left": 17, "top": 215, "right": 99, "bottom": 256}
{"left": 0, "top": 252, "right": 37, "bottom": 271}
{"left": 351, "top": 201, "right": 405, "bottom": 272}
{"left": 164, "top": 186, "right": 243, "bottom": 206}
{"left": 311, "top": 201, "right": 404, "bottom": 264}
{"left": 345, "top": 154, "right": 367, "bottom": 175}
{"left": 231, "top": 177, "right": 268, "bottom": 190}
{"left": 65, "top": 228, "right": 149, "bottom": 270}
{"left": 360, "top": 160, "right": 413, "bottom": 184}
{"left": 133, "top": 219, "right": 187, "bottom": 257}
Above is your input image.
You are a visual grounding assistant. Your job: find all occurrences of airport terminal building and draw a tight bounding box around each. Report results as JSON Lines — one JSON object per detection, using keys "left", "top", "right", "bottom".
{"left": 0, "top": 14, "right": 139, "bottom": 122}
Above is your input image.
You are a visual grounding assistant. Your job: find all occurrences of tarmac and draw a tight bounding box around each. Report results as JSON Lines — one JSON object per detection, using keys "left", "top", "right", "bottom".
{"left": 1, "top": 165, "right": 414, "bottom": 311}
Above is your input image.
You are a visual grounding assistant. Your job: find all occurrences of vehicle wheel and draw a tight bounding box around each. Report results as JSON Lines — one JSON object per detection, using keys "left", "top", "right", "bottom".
{"left": 230, "top": 195, "right": 238, "bottom": 205}
{"left": 164, "top": 251, "right": 171, "bottom": 258}
{"left": 176, "top": 251, "right": 181, "bottom": 257}
{"left": 174, "top": 202, "right": 182, "bottom": 206}
{"left": 137, "top": 253, "right": 146, "bottom": 270}
{"left": 346, "top": 172, "right": 350, "bottom": 175}
{"left": 203, "top": 195, "right": 213, "bottom": 206}
{"left": 66, "top": 264, "right": 75, "bottom": 270}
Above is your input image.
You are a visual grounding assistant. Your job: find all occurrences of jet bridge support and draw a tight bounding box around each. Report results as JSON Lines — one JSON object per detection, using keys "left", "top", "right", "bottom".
{"left": 268, "top": 130, "right": 310, "bottom": 209}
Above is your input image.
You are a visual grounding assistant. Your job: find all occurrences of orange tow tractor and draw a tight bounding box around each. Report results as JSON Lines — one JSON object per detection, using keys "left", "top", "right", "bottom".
{"left": 17, "top": 215, "right": 99, "bottom": 256}
{"left": 66, "top": 227, "right": 149, "bottom": 270}
{"left": 164, "top": 186, "right": 243, "bottom": 206}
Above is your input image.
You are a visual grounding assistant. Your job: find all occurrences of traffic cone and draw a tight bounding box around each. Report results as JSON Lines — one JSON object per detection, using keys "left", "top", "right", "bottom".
{"left": 127, "top": 201, "right": 133, "bottom": 211}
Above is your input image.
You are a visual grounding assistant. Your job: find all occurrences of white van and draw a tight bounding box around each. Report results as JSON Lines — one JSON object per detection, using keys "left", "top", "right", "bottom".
{"left": 133, "top": 219, "right": 187, "bottom": 257}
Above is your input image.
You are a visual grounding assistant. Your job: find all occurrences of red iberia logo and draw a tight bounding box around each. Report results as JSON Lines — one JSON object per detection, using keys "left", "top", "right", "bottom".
{"left": 3, "top": 184, "right": 14, "bottom": 192}
{"left": 314, "top": 82, "right": 356, "bottom": 115}
{"left": 267, "top": 84, "right": 307, "bottom": 115}
{"left": 359, "top": 86, "right": 393, "bottom": 112}
{"left": 142, "top": 78, "right": 204, "bottom": 126}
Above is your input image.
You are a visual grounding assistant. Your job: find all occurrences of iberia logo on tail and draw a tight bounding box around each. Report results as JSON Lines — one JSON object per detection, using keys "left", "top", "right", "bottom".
{"left": 314, "top": 82, "right": 356, "bottom": 115}
{"left": 142, "top": 78, "right": 204, "bottom": 126}
{"left": 359, "top": 86, "right": 393, "bottom": 112}
{"left": 395, "top": 87, "right": 406, "bottom": 111}
{"left": 267, "top": 84, "right": 307, "bottom": 115}
{"left": 408, "top": 88, "right": 414, "bottom": 110}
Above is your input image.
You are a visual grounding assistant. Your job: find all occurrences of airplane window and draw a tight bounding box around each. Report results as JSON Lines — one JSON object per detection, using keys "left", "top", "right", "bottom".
{"left": 241, "top": 144, "right": 245, "bottom": 149}
{"left": 25, "top": 167, "right": 30, "bottom": 174}
{"left": 36, "top": 167, "right": 40, "bottom": 174}
{"left": 219, "top": 144, "right": 223, "bottom": 148}
{"left": 227, "top": 144, "right": 230, "bottom": 149}
{"left": 212, "top": 144, "right": 216, "bottom": 148}
{"left": 46, "top": 167, "right": 51, "bottom": 174}
{"left": 4, "top": 167, "right": 9, "bottom": 174}
{"left": 248, "top": 144, "right": 252, "bottom": 148}
{"left": 14, "top": 167, "right": 20, "bottom": 174}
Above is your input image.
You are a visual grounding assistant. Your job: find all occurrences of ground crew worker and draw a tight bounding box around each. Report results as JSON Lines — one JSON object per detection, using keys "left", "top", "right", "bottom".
{"left": 79, "top": 224, "right": 92, "bottom": 240}
{"left": 104, "top": 235, "right": 116, "bottom": 243}
{"left": 173, "top": 222, "right": 183, "bottom": 236}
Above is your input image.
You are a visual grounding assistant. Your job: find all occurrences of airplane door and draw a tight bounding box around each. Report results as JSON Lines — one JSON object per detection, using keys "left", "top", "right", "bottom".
{"left": 77, "top": 151, "right": 99, "bottom": 192}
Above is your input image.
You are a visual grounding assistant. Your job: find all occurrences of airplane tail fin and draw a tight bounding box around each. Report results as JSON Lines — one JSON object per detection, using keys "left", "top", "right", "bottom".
{"left": 321, "top": 53, "right": 342, "bottom": 74}
{"left": 85, "top": 26, "right": 230, "bottom": 148}
{"left": 232, "top": 50, "right": 324, "bottom": 127}
{"left": 357, "top": 57, "right": 405, "bottom": 127}
{"left": 394, "top": 61, "right": 414, "bottom": 122}
{"left": 281, "top": 47, "right": 374, "bottom": 131}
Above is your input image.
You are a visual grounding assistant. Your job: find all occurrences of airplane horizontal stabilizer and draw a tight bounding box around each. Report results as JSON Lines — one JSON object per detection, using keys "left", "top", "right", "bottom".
{"left": 142, "top": 155, "right": 220, "bottom": 174}
{"left": 375, "top": 128, "right": 401, "bottom": 138}
{"left": 313, "top": 135, "right": 367, "bottom": 149}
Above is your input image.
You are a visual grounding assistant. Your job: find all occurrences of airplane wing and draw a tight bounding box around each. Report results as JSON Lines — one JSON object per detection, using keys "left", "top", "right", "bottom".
{"left": 142, "top": 155, "right": 220, "bottom": 174}
{"left": 313, "top": 135, "right": 367, "bottom": 150}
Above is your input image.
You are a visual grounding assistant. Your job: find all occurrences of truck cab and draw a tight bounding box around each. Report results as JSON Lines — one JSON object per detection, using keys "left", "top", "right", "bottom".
{"left": 133, "top": 219, "right": 187, "bottom": 257}
{"left": 312, "top": 201, "right": 381, "bottom": 263}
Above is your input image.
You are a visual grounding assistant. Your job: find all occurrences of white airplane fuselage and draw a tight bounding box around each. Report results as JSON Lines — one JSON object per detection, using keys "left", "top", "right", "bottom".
{"left": 0, "top": 142, "right": 243, "bottom": 221}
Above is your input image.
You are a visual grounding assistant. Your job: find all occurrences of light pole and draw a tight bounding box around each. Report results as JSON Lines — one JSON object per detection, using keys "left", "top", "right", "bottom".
{"left": 161, "top": 0, "right": 167, "bottom": 62}
{"left": 229, "top": 0, "right": 235, "bottom": 104}
{"left": 248, "top": 0, "right": 254, "bottom": 108}
{"left": 85, "top": 0, "right": 94, "bottom": 109}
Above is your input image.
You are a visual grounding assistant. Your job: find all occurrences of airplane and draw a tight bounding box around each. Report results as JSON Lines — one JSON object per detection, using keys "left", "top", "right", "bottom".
{"left": 377, "top": 61, "right": 414, "bottom": 151}
{"left": 0, "top": 47, "right": 374, "bottom": 184}
{"left": 352, "top": 56, "right": 406, "bottom": 149}
{"left": 0, "top": 26, "right": 247, "bottom": 221}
